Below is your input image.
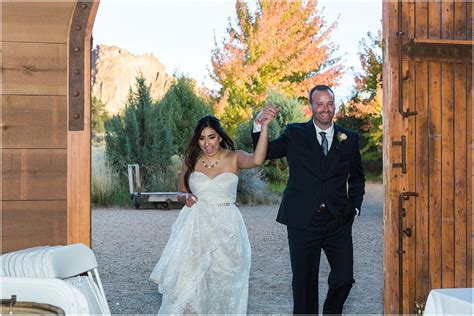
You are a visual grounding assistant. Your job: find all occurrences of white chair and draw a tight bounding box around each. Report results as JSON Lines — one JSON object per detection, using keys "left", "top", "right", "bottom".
{"left": 49, "top": 243, "right": 110, "bottom": 314}
{"left": 1, "top": 276, "right": 90, "bottom": 314}
{"left": 1, "top": 244, "right": 111, "bottom": 315}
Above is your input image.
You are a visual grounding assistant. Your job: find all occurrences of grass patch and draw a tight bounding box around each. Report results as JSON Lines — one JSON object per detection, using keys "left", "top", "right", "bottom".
{"left": 91, "top": 146, "right": 130, "bottom": 206}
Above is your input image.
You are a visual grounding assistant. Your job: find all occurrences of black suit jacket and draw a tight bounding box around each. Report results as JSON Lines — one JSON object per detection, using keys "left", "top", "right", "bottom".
{"left": 252, "top": 120, "right": 365, "bottom": 229}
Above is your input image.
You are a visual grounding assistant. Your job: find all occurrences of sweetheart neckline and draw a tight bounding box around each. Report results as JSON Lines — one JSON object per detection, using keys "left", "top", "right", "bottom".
{"left": 191, "top": 171, "right": 239, "bottom": 180}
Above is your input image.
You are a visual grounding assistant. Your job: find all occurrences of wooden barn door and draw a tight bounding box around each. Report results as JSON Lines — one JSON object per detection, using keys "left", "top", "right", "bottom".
{"left": 383, "top": 1, "right": 472, "bottom": 314}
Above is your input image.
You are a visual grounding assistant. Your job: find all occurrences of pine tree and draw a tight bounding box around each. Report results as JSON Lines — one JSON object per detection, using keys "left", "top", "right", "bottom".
{"left": 157, "top": 76, "right": 213, "bottom": 155}
{"left": 91, "top": 96, "right": 109, "bottom": 134}
{"left": 105, "top": 75, "right": 173, "bottom": 190}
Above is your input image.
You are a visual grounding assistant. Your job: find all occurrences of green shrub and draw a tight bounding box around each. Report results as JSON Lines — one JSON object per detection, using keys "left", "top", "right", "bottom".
{"left": 237, "top": 168, "right": 279, "bottom": 205}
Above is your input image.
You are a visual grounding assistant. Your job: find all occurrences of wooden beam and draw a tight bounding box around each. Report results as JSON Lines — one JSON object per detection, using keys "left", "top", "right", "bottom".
{"left": 67, "top": 1, "right": 100, "bottom": 247}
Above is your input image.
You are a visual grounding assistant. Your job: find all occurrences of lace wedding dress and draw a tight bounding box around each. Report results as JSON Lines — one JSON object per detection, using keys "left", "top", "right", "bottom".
{"left": 150, "top": 171, "right": 251, "bottom": 314}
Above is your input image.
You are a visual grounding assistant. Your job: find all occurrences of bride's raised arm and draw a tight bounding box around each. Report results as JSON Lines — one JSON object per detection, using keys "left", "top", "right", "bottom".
{"left": 236, "top": 104, "right": 277, "bottom": 169}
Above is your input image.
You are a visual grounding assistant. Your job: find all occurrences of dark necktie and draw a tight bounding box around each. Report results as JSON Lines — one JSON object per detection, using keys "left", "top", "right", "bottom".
{"left": 320, "top": 132, "right": 328, "bottom": 156}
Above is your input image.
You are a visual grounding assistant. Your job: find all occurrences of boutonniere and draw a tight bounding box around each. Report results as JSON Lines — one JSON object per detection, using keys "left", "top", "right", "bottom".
{"left": 335, "top": 131, "right": 347, "bottom": 149}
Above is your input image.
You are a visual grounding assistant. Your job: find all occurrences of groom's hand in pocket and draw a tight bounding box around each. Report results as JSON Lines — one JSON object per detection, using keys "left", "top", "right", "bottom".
{"left": 352, "top": 208, "right": 360, "bottom": 223}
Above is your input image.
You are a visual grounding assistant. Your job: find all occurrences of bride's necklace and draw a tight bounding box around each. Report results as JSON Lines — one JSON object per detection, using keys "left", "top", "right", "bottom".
{"left": 201, "top": 151, "right": 220, "bottom": 169}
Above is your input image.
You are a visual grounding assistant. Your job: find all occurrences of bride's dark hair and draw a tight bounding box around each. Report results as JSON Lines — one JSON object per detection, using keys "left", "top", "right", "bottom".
{"left": 183, "top": 115, "right": 235, "bottom": 192}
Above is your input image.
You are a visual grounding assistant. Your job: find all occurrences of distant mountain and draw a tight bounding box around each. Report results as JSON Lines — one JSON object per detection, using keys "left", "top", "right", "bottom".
{"left": 91, "top": 45, "right": 173, "bottom": 115}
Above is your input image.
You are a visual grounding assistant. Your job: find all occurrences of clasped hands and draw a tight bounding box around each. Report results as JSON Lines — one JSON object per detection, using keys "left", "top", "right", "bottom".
{"left": 255, "top": 104, "right": 279, "bottom": 126}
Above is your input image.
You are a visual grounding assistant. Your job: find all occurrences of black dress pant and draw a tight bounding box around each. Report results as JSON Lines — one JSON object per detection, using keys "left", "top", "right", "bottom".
{"left": 287, "top": 210, "right": 354, "bottom": 315}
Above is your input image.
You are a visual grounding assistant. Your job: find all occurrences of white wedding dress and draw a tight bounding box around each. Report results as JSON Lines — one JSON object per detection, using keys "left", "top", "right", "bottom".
{"left": 150, "top": 171, "right": 251, "bottom": 314}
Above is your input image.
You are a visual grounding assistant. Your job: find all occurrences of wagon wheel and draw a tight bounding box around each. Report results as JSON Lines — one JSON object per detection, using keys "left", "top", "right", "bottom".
{"left": 154, "top": 201, "right": 169, "bottom": 210}
{"left": 133, "top": 195, "right": 140, "bottom": 209}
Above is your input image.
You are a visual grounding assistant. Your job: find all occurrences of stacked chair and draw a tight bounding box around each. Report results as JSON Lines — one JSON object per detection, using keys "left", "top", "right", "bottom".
{"left": 1, "top": 243, "right": 111, "bottom": 314}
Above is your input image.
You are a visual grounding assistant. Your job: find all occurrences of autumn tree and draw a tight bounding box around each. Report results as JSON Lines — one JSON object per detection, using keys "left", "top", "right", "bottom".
{"left": 211, "top": 0, "right": 344, "bottom": 135}
{"left": 336, "top": 30, "right": 382, "bottom": 175}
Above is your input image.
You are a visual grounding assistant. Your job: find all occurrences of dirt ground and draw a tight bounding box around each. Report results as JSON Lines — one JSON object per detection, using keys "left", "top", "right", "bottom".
{"left": 92, "top": 182, "right": 383, "bottom": 314}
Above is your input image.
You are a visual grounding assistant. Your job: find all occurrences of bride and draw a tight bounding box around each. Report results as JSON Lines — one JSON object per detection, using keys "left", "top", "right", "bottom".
{"left": 150, "top": 113, "right": 275, "bottom": 314}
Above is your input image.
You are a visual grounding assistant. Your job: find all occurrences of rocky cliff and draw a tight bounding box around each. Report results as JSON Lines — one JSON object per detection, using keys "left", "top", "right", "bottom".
{"left": 91, "top": 45, "right": 173, "bottom": 115}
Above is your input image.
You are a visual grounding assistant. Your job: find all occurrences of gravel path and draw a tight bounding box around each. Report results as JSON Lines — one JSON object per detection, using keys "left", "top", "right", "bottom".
{"left": 92, "top": 182, "right": 383, "bottom": 314}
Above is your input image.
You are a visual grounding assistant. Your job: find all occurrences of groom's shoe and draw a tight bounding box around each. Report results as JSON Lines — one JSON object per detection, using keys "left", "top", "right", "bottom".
{"left": 322, "top": 282, "right": 352, "bottom": 315}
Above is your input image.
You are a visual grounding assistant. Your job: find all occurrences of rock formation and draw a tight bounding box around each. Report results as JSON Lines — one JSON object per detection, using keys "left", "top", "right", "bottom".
{"left": 91, "top": 45, "right": 173, "bottom": 115}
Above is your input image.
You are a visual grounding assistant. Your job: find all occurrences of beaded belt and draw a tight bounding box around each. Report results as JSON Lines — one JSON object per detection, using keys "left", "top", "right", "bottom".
{"left": 209, "top": 202, "right": 235, "bottom": 207}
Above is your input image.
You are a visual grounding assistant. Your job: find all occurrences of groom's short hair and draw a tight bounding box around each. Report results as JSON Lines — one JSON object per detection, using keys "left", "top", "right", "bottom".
{"left": 309, "top": 85, "right": 335, "bottom": 105}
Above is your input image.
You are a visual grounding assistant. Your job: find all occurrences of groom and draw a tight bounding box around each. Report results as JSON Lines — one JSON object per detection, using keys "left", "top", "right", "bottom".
{"left": 252, "top": 85, "right": 365, "bottom": 315}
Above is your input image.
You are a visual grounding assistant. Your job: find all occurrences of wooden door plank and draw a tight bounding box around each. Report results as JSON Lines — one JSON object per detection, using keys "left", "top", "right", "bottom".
{"left": 453, "top": 63, "right": 468, "bottom": 287}
{"left": 428, "top": 0, "right": 441, "bottom": 39}
{"left": 401, "top": 0, "right": 414, "bottom": 40}
{"left": 2, "top": 149, "right": 67, "bottom": 200}
{"left": 441, "top": 1, "right": 454, "bottom": 40}
{"left": 2, "top": 95, "right": 67, "bottom": 149}
{"left": 1, "top": 2, "right": 74, "bottom": 43}
{"left": 453, "top": 1, "right": 467, "bottom": 40}
{"left": 467, "top": 63, "right": 472, "bottom": 287}
{"left": 415, "top": 61, "right": 430, "bottom": 304}
{"left": 467, "top": 1, "right": 472, "bottom": 40}
{"left": 383, "top": 1, "right": 401, "bottom": 313}
{"left": 2, "top": 201, "right": 67, "bottom": 253}
{"left": 2, "top": 42, "right": 67, "bottom": 96}
{"left": 440, "top": 62, "right": 455, "bottom": 288}
{"left": 403, "top": 59, "right": 416, "bottom": 313}
{"left": 428, "top": 61, "right": 442, "bottom": 290}
{"left": 416, "top": 0, "right": 429, "bottom": 39}
{"left": 406, "top": 0, "right": 416, "bottom": 39}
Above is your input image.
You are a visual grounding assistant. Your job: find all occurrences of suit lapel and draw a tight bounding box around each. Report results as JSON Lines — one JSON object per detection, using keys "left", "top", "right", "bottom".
{"left": 305, "top": 120, "right": 319, "bottom": 154}
{"left": 304, "top": 120, "right": 323, "bottom": 178}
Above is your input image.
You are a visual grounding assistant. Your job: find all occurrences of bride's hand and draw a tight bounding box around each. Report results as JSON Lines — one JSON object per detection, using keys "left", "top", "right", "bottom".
{"left": 185, "top": 193, "right": 198, "bottom": 207}
{"left": 256, "top": 104, "right": 278, "bottom": 127}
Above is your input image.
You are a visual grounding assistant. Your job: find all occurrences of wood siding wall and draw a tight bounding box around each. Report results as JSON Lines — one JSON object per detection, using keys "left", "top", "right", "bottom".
{"left": 2, "top": 1, "right": 98, "bottom": 253}
{"left": 2, "top": 2, "right": 74, "bottom": 252}
{"left": 383, "top": 1, "right": 472, "bottom": 313}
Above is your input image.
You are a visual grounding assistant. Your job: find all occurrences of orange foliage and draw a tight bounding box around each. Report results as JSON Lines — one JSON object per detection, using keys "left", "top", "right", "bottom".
{"left": 211, "top": 0, "right": 345, "bottom": 116}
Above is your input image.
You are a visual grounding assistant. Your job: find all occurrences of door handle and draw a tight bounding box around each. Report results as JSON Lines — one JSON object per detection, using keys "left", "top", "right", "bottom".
{"left": 392, "top": 136, "right": 407, "bottom": 173}
{"left": 397, "top": 190, "right": 418, "bottom": 313}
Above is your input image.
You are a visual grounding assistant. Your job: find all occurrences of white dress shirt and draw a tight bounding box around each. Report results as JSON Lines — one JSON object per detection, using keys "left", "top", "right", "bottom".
{"left": 314, "top": 121, "right": 334, "bottom": 150}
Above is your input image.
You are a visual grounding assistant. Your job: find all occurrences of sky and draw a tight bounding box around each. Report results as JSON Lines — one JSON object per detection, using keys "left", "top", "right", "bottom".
{"left": 93, "top": 0, "right": 382, "bottom": 102}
